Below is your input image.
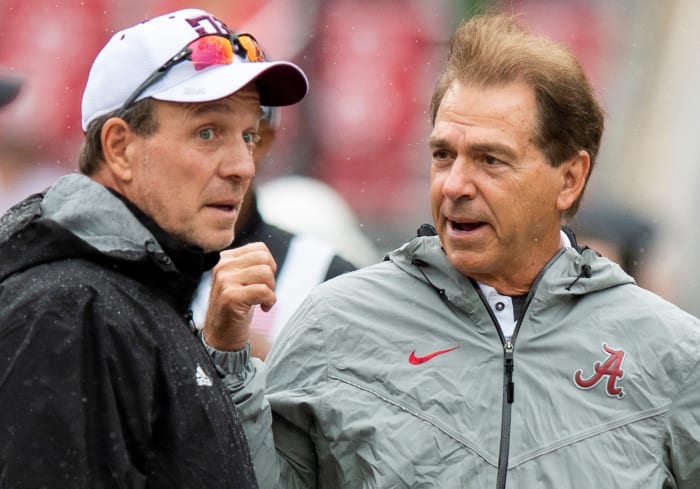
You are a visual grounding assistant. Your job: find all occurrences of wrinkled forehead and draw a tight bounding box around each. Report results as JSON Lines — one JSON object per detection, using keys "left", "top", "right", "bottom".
{"left": 431, "top": 80, "right": 539, "bottom": 142}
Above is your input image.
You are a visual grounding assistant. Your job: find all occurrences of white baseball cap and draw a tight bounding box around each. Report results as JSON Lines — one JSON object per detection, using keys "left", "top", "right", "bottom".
{"left": 81, "top": 8, "right": 308, "bottom": 131}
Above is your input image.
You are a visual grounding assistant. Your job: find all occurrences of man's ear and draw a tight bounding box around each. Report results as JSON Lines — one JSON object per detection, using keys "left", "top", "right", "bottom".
{"left": 556, "top": 150, "right": 590, "bottom": 212}
{"left": 101, "top": 117, "right": 135, "bottom": 183}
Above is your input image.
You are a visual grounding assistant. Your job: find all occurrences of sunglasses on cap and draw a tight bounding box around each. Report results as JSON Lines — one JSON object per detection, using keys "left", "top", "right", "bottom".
{"left": 118, "top": 32, "right": 265, "bottom": 115}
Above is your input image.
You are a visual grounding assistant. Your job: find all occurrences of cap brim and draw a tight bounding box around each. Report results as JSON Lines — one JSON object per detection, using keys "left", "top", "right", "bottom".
{"left": 254, "top": 61, "right": 309, "bottom": 106}
{"left": 0, "top": 75, "right": 22, "bottom": 107}
{"left": 152, "top": 60, "right": 308, "bottom": 107}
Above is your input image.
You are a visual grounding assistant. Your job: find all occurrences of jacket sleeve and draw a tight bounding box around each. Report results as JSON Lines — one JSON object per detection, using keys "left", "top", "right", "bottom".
{"left": 218, "top": 297, "right": 327, "bottom": 489}
{"left": 206, "top": 343, "right": 285, "bottom": 489}
{"left": 666, "top": 323, "right": 700, "bottom": 488}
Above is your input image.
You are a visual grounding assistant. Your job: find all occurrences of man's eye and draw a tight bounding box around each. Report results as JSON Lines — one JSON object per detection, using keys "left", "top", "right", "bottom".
{"left": 243, "top": 132, "right": 257, "bottom": 145}
{"left": 432, "top": 149, "right": 450, "bottom": 160}
{"left": 484, "top": 155, "right": 501, "bottom": 165}
{"left": 198, "top": 128, "right": 215, "bottom": 140}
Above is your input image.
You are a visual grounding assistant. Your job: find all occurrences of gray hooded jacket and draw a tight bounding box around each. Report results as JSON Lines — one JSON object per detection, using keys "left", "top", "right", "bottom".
{"left": 234, "top": 233, "right": 700, "bottom": 488}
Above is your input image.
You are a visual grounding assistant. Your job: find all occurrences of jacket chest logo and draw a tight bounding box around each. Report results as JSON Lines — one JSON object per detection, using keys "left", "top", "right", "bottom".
{"left": 573, "top": 343, "right": 626, "bottom": 399}
{"left": 195, "top": 364, "right": 213, "bottom": 387}
{"left": 408, "top": 346, "right": 459, "bottom": 365}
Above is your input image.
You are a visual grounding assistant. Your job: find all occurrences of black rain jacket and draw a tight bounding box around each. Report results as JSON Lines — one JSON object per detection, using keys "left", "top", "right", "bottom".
{"left": 0, "top": 174, "right": 257, "bottom": 489}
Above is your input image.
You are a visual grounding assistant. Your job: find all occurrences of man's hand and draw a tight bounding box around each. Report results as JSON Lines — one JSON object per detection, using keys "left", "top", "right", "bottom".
{"left": 203, "top": 242, "right": 277, "bottom": 351}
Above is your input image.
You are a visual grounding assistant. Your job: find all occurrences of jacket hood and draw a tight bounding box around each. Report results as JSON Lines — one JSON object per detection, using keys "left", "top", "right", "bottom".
{"left": 0, "top": 174, "right": 208, "bottom": 305}
{"left": 386, "top": 231, "right": 635, "bottom": 309}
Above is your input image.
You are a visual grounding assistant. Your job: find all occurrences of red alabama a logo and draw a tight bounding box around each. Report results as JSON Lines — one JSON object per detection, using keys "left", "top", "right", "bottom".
{"left": 574, "top": 343, "right": 626, "bottom": 399}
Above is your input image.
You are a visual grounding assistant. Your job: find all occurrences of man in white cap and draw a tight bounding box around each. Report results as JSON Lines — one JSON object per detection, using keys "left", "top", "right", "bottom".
{"left": 0, "top": 8, "right": 306, "bottom": 488}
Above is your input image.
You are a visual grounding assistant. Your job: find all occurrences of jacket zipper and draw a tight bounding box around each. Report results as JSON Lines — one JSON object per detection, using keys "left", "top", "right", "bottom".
{"left": 495, "top": 338, "right": 514, "bottom": 488}
{"left": 475, "top": 248, "right": 567, "bottom": 489}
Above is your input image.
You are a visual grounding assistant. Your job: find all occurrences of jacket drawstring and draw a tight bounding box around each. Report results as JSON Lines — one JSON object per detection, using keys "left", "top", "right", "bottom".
{"left": 412, "top": 258, "right": 448, "bottom": 302}
{"left": 566, "top": 264, "right": 592, "bottom": 290}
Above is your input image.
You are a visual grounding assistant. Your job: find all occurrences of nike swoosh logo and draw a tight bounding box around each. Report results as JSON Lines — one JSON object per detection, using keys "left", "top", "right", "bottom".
{"left": 408, "top": 346, "right": 459, "bottom": 365}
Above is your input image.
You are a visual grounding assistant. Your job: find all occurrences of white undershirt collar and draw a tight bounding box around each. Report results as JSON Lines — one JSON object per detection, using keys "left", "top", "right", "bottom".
{"left": 478, "top": 229, "right": 571, "bottom": 339}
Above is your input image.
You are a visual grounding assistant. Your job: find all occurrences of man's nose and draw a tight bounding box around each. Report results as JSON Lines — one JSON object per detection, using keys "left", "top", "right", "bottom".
{"left": 219, "top": 141, "right": 256, "bottom": 180}
{"left": 442, "top": 156, "right": 477, "bottom": 200}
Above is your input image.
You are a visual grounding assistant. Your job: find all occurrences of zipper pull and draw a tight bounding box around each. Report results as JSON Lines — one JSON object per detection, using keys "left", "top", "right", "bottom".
{"left": 504, "top": 339, "right": 515, "bottom": 403}
{"left": 184, "top": 309, "right": 198, "bottom": 335}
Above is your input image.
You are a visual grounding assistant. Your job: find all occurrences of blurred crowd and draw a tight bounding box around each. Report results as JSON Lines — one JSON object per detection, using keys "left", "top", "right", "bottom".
{"left": 0, "top": 0, "right": 698, "bottom": 314}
